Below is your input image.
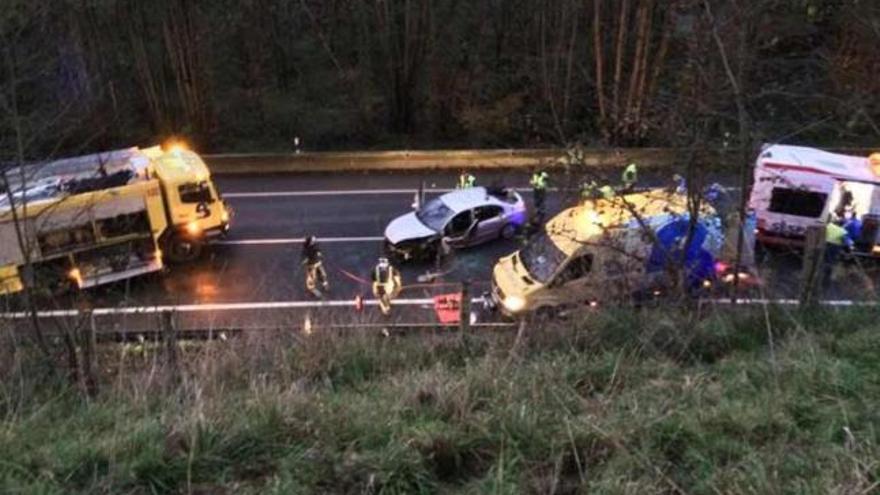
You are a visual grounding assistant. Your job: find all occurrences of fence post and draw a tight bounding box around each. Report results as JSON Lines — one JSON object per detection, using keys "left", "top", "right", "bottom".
{"left": 161, "top": 310, "right": 180, "bottom": 384}
{"left": 459, "top": 281, "right": 470, "bottom": 333}
{"left": 81, "top": 310, "right": 98, "bottom": 397}
{"left": 800, "top": 225, "right": 826, "bottom": 306}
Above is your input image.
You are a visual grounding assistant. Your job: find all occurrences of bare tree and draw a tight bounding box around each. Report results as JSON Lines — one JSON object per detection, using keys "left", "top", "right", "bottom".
{"left": 591, "top": 0, "right": 677, "bottom": 145}
{"left": 372, "top": 0, "right": 432, "bottom": 134}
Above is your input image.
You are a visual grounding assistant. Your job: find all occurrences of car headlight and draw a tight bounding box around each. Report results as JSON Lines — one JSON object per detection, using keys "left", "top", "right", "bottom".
{"left": 502, "top": 295, "right": 526, "bottom": 313}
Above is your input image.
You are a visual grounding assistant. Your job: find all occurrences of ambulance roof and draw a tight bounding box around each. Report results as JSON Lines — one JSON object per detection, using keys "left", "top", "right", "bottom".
{"left": 757, "top": 144, "right": 876, "bottom": 183}
{"left": 545, "top": 189, "right": 693, "bottom": 256}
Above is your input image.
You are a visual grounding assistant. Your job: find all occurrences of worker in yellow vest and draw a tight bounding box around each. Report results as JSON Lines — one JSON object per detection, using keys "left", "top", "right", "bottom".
{"left": 530, "top": 169, "right": 549, "bottom": 224}
{"left": 824, "top": 216, "right": 853, "bottom": 286}
{"left": 622, "top": 163, "right": 638, "bottom": 191}
{"left": 457, "top": 171, "right": 476, "bottom": 189}
{"left": 372, "top": 257, "right": 402, "bottom": 316}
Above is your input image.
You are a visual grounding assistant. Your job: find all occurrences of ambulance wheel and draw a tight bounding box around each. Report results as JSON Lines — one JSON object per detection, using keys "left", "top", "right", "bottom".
{"left": 165, "top": 235, "right": 203, "bottom": 264}
{"left": 500, "top": 223, "right": 519, "bottom": 240}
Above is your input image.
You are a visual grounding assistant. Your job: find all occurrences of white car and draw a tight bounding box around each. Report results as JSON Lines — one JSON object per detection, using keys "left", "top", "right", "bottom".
{"left": 384, "top": 187, "right": 528, "bottom": 261}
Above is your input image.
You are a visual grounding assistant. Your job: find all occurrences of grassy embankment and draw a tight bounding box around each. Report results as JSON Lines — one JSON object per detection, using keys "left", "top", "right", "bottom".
{"left": 1, "top": 306, "right": 878, "bottom": 494}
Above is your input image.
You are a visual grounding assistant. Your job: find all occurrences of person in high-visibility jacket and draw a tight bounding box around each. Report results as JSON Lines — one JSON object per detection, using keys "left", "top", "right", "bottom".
{"left": 580, "top": 181, "right": 614, "bottom": 201}
{"left": 622, "top": 163, "right": 638, "bottom": 190}
{"left": 824, "top": 216, "right": 853, "bottom": 286}
{"left": 372, "top": 257, "right": 402, "bottom": 316}
{"left": 530, "top": 169, "right": 549, "bottom": 224}
{"left": 457, "top": 171, "right": 476, "bottom": 189}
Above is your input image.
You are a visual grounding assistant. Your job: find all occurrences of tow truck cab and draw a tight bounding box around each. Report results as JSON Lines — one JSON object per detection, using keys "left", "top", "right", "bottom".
{"left": 144, "top": 146, "right": 231, "bottom": 262}
{"left": 491, "top": 189, "right": 724, "bottom": 315}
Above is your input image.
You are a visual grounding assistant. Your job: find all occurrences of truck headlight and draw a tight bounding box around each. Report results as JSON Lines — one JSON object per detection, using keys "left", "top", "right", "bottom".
{"left": 186, "top": 221, "right": 201, "bottom": 236}
{"left": 502, "top": 295, "right": 526, "bottom": 313}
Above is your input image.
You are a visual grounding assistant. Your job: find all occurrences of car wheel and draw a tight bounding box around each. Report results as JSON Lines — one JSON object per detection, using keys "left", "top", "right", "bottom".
{"left": 500, "top": 223, "right": 518, "bottom": 240}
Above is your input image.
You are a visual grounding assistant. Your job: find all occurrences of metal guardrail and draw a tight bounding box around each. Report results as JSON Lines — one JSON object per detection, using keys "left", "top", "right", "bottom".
{"left": 203, "top": 147, "right": 877, "bottom": 175}
{"left": 204, "top": 148, "right": 694, "bottom": 174}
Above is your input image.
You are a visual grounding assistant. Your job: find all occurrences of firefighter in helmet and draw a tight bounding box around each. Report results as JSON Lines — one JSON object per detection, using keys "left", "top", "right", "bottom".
{"left": 372, "top": 257, "right": 402, "bottom": 316}
{"left": 301, "top": 235, "right": 329, "bottom": 297}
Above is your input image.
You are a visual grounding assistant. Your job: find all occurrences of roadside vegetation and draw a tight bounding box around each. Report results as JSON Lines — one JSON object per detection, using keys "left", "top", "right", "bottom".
{"left": 2, "top": 306, "right": 878, "bottom": 494}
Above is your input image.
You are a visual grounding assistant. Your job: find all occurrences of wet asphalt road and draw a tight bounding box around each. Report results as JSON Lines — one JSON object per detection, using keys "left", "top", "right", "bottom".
{"left": 6, "top": 168, "right": 880, "bottom": 333}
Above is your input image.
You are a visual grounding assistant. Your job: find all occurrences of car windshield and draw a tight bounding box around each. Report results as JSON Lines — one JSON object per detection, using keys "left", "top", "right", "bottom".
{"left": 416, "top": 198, "right": 454, "bottom": 231}
{"left": 519, "top": 231, "right": 568, "bottom": 283}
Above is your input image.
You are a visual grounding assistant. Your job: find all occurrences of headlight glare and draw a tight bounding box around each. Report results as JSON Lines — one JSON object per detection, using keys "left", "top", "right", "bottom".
{"left": 502, "top": 295, "right": 526, "bottom": 312}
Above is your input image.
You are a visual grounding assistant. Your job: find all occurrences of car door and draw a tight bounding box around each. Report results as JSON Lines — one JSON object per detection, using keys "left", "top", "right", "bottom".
{"left": 548, "top": 252, "right": 595, "bottom": 304}
{"left": 443, "top": 210, "right": 477, "bottom": 249}
{"left": 471, "top": 205, "right": 506, "bottom": 245}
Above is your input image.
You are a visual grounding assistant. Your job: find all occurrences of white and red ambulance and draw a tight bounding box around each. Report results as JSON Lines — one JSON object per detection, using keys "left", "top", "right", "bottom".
{"left": 749, "top": 144, "right": 880, "bottom": 253}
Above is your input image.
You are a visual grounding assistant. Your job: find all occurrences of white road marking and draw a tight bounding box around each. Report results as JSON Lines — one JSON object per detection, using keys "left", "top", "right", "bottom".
{"left": 1, "top": 297, "right": 465, "bottom": 319}
{"left": 3, "top": 297, "right": 872, "bottom": 320}
{"left": 224, "top": 185, "right": 739, "bottom": 199}
{"left": 706, "top": 298, "right": 876, "bottom": 307}
{"left": 226, "top": 189, "right": 434, "bottom": 198}
{"left": 216, "top": 236, "right": 384, "bottom": 245}
{"left": 224, "top": 187, "right": 537, "bottom": 198}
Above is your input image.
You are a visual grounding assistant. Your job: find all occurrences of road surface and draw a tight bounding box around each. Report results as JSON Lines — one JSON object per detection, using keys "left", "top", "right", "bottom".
{"left": 4, "top": 169, "right": 879, "bottom": 334}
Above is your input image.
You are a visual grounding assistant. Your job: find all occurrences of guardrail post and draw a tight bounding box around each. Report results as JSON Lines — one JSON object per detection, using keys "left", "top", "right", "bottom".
{"left": 800, "top": 226, "right": 826, "bottom": 306}
{"left": 459, "top": 281, "right": 470, "bottom": 332}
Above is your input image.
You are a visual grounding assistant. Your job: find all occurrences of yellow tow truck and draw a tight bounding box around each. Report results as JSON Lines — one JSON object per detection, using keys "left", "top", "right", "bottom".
{"left": 0, "top": 144, "right": 230, "bottom": 294}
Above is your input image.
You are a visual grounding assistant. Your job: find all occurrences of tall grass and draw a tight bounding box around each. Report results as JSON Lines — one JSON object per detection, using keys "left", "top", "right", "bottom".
{"left": 1, "top": 306, "right": 878, "bottom": 494}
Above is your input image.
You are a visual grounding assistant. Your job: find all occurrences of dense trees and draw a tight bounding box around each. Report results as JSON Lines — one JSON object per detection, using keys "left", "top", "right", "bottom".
{"left": 2, "top": 0, "right": 879, "bottom": 157}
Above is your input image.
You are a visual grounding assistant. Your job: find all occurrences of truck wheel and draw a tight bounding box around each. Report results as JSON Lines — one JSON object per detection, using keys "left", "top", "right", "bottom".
{"left": 165, "top": 235, "right": 203, "bottom": 264}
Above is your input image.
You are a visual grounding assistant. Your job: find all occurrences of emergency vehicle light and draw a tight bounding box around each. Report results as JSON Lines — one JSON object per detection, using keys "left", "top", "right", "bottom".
{"left": 162, "top": 137, "right": 190, "bottom": 153}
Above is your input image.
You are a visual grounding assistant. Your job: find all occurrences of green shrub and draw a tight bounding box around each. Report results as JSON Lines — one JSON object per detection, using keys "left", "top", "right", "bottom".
{"left": 2, "top": 307, "right": 879, "bottom": 493}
